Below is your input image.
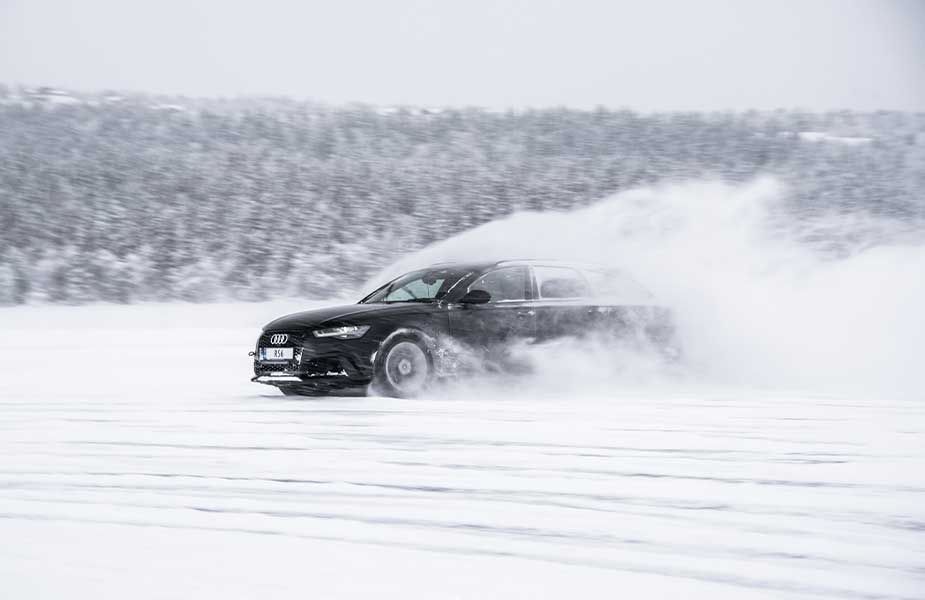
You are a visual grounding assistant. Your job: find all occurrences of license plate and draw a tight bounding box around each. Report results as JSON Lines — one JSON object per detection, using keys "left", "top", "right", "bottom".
{"left": 260, "top": 347, "right": 293, "bottom": 361}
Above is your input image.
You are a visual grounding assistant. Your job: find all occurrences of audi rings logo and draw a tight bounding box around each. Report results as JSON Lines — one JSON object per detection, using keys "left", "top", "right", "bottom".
{"left": 269, "top": 333, "right": 289, "bottom": 345}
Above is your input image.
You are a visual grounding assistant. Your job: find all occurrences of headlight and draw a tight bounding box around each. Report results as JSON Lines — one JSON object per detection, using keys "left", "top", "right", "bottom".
{"left": 312, "top": 325, "right": 371, "bottom": 339}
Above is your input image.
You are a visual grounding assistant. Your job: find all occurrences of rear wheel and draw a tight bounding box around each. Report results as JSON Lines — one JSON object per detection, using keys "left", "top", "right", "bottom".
{"left": 372, "top": 336, "right": 433, "bottom": 398}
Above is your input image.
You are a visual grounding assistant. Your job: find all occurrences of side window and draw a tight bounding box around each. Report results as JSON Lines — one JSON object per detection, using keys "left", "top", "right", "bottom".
{"left": 583, "top": 269, "right": 652, "bottom": 302}
{"left": 534, "top": 266, "right": 590, "bottom": 299}
{"left": 467, "top": 267, "right": 528, "bottom": 302}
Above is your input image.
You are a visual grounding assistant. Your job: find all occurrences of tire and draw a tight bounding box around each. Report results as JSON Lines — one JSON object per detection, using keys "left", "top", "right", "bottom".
{"left": 371, "top": 335, "right": 434, "bottom": 398}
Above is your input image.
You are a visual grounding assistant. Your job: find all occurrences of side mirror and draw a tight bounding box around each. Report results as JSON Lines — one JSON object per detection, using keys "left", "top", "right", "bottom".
{"left": 459, "top": 289, "right": 491, "bottom": 305}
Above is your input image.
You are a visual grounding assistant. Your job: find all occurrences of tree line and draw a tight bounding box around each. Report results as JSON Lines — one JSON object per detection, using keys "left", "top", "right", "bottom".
{"left": 0, "top": 88, "right": 923, "bottom": 304}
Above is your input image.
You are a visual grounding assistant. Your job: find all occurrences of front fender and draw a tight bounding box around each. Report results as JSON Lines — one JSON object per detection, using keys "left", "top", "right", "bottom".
{"left": 372, "top": 326, "right": 470, "bottom": 379}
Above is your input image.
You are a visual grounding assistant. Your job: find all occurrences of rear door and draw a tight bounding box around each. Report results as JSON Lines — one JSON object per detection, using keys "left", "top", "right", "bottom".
{"left": 448, "top": 266, "right": 536, "bottom": 350}
{"left": 530, "top": 265, "right": 594, "bottom": 340}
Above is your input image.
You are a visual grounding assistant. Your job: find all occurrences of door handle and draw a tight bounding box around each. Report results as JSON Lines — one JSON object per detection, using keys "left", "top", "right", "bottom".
{"left": 517, "top": 310, "right": 536, "bottom": 318}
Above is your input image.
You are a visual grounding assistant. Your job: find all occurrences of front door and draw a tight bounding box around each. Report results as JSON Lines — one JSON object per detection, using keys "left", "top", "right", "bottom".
{"left": 448, "top": 266, "right": 536, "bottom": 362}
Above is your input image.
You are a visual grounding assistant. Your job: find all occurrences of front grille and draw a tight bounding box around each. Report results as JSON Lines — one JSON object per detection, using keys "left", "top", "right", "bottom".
{"left": 256, "top": 362, "right": 292, "bottom": 374}
{"left": 254, "top": 330, "right": 305, "bottom": 375}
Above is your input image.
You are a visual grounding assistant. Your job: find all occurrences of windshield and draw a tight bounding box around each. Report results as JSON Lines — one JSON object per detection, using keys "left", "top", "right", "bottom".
{"left": 360, "top": 268, "right": 471, "bottom": 304}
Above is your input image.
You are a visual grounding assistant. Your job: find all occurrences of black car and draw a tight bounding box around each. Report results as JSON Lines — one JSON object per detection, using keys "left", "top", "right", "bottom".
{"left": 252, "top": 260, "right": 676, "bottom": 397}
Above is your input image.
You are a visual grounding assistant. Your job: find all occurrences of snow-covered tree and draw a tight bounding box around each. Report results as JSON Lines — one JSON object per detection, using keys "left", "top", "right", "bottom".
{"left": 0, "top": 93, "right": 921, "bottom": 304}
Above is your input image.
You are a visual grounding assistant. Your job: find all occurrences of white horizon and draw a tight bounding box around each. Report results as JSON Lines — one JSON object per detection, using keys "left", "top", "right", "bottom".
{"left": 1, "top": 0, "right": 923, "bottom": 112}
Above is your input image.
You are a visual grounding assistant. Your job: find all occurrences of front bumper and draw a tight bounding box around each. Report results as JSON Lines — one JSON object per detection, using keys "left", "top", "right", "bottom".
{"left": 251, "top": 359, "right": 367, "bottom": 389}
{"left": 251, "top": 371, "right": 366, "bottom": 393}
{"left": 252, "top": 331, "right": 378, "bottom": 390}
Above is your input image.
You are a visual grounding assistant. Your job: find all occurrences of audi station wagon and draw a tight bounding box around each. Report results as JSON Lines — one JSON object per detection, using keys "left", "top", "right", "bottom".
{"left": 252, "top": 260, "right": 676, "bottom": 397}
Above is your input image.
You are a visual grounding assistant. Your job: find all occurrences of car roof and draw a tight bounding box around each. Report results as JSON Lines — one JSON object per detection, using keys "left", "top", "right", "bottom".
{"left": 413, "top": 261, "right": 496, "bottom": 272}
{"left": 422, "top": 259, "right": 601, "bottom": 272}
{"left": 493, "top": 259, "right": 607, "bottom": 270}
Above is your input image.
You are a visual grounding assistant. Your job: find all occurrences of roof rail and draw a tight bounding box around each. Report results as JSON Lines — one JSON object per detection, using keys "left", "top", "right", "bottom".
{"left": 495, "top": 258, "right": 606, "bottom": 269}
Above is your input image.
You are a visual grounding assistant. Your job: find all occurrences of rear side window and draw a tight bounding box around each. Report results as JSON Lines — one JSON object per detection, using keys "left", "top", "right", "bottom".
{"left": 534, "top": 266, "right": 590, "bottom": 299}
{"left": 583, "top": 269, "right": 653, "bottom": 303}
{"left": 467, "top": 267, "right": 528, "bottom": 302}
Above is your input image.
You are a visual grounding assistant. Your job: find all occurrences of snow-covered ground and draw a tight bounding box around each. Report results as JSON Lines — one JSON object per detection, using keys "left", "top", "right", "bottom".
{"left": 1, "top": 302, "right": 923, "bottom": 599}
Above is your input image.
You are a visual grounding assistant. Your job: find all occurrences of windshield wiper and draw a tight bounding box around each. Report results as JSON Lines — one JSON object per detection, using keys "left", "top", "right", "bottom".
{"left": 382, "top": 298, "right": 438, "bottom": 304}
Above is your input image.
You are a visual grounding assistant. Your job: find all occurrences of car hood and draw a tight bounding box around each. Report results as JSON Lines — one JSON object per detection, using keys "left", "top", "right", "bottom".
{"left": 263, "top": 303, "right": 434, "bottom": 331}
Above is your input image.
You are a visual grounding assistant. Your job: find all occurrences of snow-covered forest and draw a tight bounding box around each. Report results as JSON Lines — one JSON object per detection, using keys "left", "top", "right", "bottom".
{"left": 1, "top": 86, "right": 923, "bottom": 304}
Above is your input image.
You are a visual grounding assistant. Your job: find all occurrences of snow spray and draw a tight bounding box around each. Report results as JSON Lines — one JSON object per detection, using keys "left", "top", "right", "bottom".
{"left": 367, "top": 179, "right": 925, "bottom": 399}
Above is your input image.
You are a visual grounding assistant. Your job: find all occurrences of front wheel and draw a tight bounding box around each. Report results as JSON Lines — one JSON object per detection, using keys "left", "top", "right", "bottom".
{"left": 371, "top": 336, "right": 434, "bottom": 398}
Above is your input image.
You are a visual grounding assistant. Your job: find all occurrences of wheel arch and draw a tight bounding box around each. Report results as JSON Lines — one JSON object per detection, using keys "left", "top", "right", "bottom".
{"left": 371, "top": 326, "right": 439, "bottom": 366}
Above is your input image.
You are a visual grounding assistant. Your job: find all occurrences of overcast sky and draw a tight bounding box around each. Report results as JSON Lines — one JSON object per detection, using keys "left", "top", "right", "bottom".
{"left": 1, "top": 0, "right": 922, "bottom": 111}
